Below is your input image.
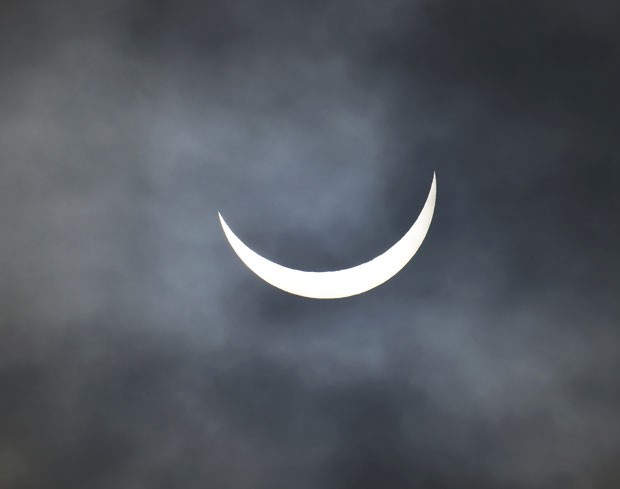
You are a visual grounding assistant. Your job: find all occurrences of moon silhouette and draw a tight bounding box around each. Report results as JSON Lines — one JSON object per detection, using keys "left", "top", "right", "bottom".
{"left": 219, "top": 172, "right": 436, "bottom": 299}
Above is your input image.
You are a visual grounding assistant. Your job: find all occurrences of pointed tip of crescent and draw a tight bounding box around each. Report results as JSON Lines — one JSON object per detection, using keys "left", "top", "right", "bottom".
{"left": 217, "top": 212, "right": 228, "bottom": 230}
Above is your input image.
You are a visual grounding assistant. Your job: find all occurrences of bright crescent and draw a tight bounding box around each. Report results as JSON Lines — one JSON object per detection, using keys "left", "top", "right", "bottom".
{"left": 219, "top": 172, "right": 436, "bottom": 299}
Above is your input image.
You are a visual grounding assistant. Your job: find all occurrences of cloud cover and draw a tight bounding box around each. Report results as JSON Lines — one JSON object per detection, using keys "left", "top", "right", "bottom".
{"left": 0, "top": 0, "right": 619, "bottom": 487}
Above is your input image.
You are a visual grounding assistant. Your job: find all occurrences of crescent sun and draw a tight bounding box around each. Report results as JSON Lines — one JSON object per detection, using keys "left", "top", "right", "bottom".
{"left": 218, "top": 172, "right": 436, "bottom": 299}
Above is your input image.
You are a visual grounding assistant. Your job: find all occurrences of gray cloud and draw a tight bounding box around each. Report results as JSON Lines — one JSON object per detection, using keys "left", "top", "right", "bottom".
{"left": 0, "top": 0, "right": 619, "bottom": 488}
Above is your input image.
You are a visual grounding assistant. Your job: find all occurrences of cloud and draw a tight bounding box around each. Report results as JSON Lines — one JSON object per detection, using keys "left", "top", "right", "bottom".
{"left": 0, "top": 1, "right": 619, "bottom": 488}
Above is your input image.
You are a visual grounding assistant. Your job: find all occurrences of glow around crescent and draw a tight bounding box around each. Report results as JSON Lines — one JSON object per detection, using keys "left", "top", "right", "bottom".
{"left": 218, "top": 172, "right": 436, "bottom": 299}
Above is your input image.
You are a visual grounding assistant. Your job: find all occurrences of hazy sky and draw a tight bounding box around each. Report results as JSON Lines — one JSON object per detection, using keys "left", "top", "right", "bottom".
{"left": 1, "top": 1, "right": 619, "bottom": 488}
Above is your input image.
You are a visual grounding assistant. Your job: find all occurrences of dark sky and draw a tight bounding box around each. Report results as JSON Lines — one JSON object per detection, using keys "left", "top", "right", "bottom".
{"left": 1, "top": 0, "right": 619, "bottom": 487}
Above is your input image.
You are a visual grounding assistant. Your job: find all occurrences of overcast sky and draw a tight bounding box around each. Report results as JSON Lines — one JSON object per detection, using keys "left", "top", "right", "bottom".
{"left": 1, "top": 1, "right": 619, "bottom": 488}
